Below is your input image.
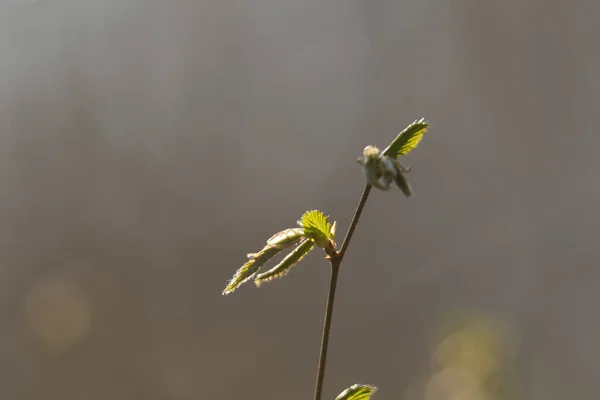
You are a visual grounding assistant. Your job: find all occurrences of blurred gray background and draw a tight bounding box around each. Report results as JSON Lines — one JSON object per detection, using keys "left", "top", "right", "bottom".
{"left": 1, "top": 0, "right": 599, "bottom": 399}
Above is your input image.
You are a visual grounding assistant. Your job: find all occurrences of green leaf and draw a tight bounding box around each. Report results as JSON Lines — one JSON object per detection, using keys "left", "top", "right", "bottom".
{"left": 382, "top": 118, "right": 430, "bottom": 158}
{"left": 392, "top": 161, "right": 412, "bottom": 197}
{"left": 222, "top": 246, "right": 282, "bottom": 295}
{"left": 334, "top": 384, "right": 377, "bottom": 400}
{"left": 300, "top": 210, "right": 334, "bottom": 248}
{"left": 266, "top": 228, "right": 306, "bottom": 249}
{"left": 255, "top": 239, "right": 314, "bottom": 285}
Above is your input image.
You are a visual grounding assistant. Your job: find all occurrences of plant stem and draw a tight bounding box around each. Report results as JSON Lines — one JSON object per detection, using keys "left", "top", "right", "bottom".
{"left": 337, "top": 184, "right": 372, "bottom": 261}
{"left": 313, "top": 183, "right": 372, "bottom": 400}
{"left": 313, "top": 260, "right": 340, "bottom": 400}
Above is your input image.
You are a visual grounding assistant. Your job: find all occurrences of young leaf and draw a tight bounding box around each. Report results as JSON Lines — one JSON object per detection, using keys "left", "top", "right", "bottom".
{"left": 255, "top": 239, "right": 315, "bottom": 285}
{"left": 266, "top": 228, "right": 306, "bottom": 249}
{"left": 334, "top": 384, "right": 377, "bottom": 400}
{"left": 382, "top": 118, "right": 430, "bottom": 158}
{"left": 222, "top": 246, "right": 282, "bottom": 295}
{"left": 300, "top": 210, "right": 334, "bottom": 248}
{"left": 392, "top": 161, "right": 412, "bottom": 197}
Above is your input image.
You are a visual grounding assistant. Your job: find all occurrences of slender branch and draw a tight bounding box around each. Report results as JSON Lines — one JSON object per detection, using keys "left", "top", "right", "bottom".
{"left": 313, "top": 261, "right": 340, "bottom": 400}
{"left": 313, "top": 183, "right": 372, "bottom": 400}
{"left": 336, "top": 183, "right": 372, "bottom": 262}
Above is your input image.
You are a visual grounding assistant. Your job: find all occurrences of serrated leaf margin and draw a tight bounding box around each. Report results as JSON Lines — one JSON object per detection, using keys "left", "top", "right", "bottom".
{"left": 382, "top": 118, "right": 430, "bottom": 158}
{"left": 254, "top": 239, "right": 314, "bottom": 285}
{"left": 300, "top": 210, "right": 334, "bottom": 247}
{"left": 222, "top": 246, "right": 282, "bottom": 295}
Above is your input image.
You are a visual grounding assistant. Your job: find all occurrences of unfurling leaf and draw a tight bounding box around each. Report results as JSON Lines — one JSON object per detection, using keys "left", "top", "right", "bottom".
{"left": 334, "top": 384, "right": 377, "bottom": 400}
{"left": 267, "top": 228, "right": 305, "bottom": 249}
{"left": 361, "top": 147, "right": 391, "bottom": 191}
{"left": 360, "top": 148, "right": 408, "bottom": 192}
{"left": 300, "top": 210, "right": 335, "bottom": 248}
{"left": 255, "top": 239, "right": 315, "bottom": 285}
{"left": 222, "top": 246, "right": 282, "bottom": 295}
{"left": 392, "top": 160, "right": 412, "bottom": 197}
{"left": 382, "top": 118, "right": 430, "bottom": 158}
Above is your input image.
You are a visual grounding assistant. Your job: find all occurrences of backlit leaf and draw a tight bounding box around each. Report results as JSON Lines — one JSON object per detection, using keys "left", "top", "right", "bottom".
{"left": 255, "top": 239, "right": 314, "bottom": 285}
{"left": 300, "top": 210, "right": 334, "bottom": 248}
{"left": 382, "top": 119, "right": 430, "bottom": 158}
{"left": 222, "top": 246, "right": 282, "bottom": 295}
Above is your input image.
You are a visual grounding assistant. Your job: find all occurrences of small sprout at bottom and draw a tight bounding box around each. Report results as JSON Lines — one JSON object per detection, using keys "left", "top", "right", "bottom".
{"left": 335, "top": 384, "right": 378, "bottom": 400}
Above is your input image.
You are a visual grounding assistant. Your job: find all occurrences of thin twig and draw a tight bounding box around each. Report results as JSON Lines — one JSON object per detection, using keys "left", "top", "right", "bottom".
{"left": 313, "top": 183, "right": 372, "bottom": 400}
{"left": 313, "top": 261, "right": 340, "bottom": 400}
{"left": 336, "top": 184, "right": 372, "bottom": 262}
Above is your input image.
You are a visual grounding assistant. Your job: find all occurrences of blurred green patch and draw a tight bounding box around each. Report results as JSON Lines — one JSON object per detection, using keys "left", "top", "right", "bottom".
{"left": 409, "top": 311, "right": 521, "bottom": 400}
